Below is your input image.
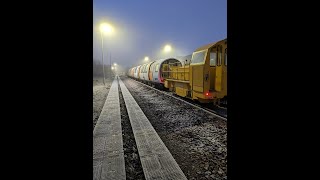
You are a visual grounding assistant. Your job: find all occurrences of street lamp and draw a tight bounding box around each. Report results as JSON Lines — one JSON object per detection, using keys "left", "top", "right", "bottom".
{"left": 111, "top": 66, "right": 117, "bottom": 76}
{"left": 100, "top": 23, "right": 114, "bottom": 34}
{"left": 113, "top": 63, "right": 117, "bottom": 66}
{"left": 164, "top": 44, "right": 172, "bottom": 53}
{"left": 144, "top": 56, "right": 149, "bottom": 61}
{"left": 99, "top": 22, "right": 114, "bottom": 86}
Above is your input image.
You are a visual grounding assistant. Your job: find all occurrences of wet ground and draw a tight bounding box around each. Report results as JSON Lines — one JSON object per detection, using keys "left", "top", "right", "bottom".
{"left": 118, "top": 80, "right": 145, "bottom": 180}
{"left": 93, "top": 77, "right": 112, "bottom": 130}
{"left": 122, "top": 77, "right": 227, "bottom": 180}
{"left": 93, "top": 76, "right": 227, "bottom": 179}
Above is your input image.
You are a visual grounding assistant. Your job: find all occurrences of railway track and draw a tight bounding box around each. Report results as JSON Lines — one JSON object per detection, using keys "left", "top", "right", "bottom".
{"left": 125, "top": 76, "right": 227, "bottom": 121}
{"left": 121, "top": 76, "right": 227, "bottom": 179}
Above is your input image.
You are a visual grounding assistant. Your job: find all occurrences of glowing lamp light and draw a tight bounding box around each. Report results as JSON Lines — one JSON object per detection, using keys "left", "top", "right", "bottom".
{"left": 164, "top": 45, "right": 172, "bottom": 52}
{"left": 100, "top": 23, "right": 114, "bottom": 34}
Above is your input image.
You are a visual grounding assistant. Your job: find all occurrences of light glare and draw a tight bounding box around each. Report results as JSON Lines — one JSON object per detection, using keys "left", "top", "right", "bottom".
{"left": 164, "top": 45, "right": 172, "bottom": 52}
{"left": 100, "top": 23, "right": 114, "bottom": 34}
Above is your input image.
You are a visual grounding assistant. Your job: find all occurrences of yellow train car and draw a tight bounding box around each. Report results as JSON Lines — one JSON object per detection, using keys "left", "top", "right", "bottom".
{"left": 164, "top": 38, "right": 227, "bottom": 105}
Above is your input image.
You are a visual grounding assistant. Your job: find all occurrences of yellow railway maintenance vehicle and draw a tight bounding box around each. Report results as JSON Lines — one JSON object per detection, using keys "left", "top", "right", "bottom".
{"left": 163, "top": 38, "right": 227, "bottom": 105}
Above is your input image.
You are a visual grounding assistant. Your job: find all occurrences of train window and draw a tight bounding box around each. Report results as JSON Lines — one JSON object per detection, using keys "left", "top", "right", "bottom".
{"left": 217, "top": 46, "right": 222, "bottom": 66}
{"left": 225, "top": 48, "right": 227, "bottom": 66}
{"left": 191, "top": 50, "right": 206, "bottom": 64}
{"left": 155, "top": 64, "right": 159, "bottom": 72}
{"left": 210, "top": 52, "right": 216, "bottom": 66}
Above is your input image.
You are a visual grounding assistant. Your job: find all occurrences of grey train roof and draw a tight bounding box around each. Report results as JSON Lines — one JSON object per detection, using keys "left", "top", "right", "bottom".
{"left": 175, "top": 54, "right": 192, "bottom": 65}
{"left": 151, "top": 57, "right": 180, "bottom": 65}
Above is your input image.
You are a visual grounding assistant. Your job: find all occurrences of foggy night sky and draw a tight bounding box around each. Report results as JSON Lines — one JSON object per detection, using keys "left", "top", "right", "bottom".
{"left": 93, "top": 0, "right": 227, "bottom": 69}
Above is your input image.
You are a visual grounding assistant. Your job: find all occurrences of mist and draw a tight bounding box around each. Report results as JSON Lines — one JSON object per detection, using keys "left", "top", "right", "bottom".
{"left": 93, "top": 0, "right": 227, "bottom": 74}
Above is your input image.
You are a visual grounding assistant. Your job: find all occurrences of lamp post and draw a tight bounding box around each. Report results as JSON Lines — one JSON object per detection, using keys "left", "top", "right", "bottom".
{"left": 113, "top": 63, "right": 117, "bottom": 76}
{"left": 99, "top": 30, "right": 105, "bottom": 86}
{"left": 99, "top": 22, "right": 114, "bottom": 86}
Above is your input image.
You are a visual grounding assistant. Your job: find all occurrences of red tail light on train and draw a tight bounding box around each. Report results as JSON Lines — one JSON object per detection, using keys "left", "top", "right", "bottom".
{"left": 159, "top": 71, "right": 164, "bottom": 83}
{"left": 204, "top": 91, "right": 213, "bottom": 98}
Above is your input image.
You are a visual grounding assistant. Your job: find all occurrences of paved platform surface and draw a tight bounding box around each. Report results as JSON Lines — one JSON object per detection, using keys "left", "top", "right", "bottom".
{"left": 119, "top": 78, "right": 187, "bottom": 180}
{"left": 93, "top": 77, "right": 126, "bottom": 180}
